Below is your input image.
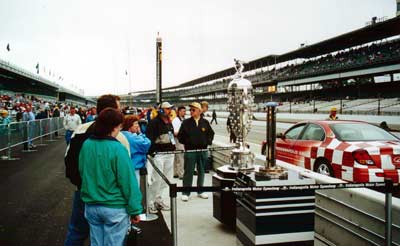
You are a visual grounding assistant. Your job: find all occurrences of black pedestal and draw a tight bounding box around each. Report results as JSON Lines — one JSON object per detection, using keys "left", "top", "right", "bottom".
{"left": 212, "top": 165, "right": 238, "bottom": 230}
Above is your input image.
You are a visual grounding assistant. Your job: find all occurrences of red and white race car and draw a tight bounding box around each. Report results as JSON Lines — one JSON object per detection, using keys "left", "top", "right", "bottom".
{"left": 261, "top": 120, "right": 400, "bottom": 183}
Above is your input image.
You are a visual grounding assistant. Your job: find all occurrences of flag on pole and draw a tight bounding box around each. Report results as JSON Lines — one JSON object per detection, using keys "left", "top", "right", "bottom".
{"left": 36, "top": 63, "right": 39, "bottom": 74}
{"left": 6, "top": 43, "right": 10, "bottom": 51}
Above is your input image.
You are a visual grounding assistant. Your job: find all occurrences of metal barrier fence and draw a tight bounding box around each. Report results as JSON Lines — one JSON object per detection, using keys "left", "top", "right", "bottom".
{"left": 0, "top": 117, "right": 64, "bottom": 160}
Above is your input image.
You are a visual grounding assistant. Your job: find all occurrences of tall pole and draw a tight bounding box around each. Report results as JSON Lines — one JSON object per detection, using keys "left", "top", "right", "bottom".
{"left": 128, "top": 42, "right": 132, "bottom": 105}
{"left": 156, "top": 32, "right": 162, "bottom": 104}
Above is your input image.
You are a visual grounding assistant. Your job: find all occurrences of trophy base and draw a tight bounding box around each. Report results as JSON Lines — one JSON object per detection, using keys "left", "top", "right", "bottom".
{"left": 230, "top": 148, "right": 254, "bottom": 172}
{"left": 255, "top": 166, "right": 288, "bottom": 181}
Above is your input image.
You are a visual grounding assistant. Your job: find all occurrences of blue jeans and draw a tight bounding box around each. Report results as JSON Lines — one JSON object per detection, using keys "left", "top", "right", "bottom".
{"left": 65, "top": 130, "right": 73, "bottom": 144}
{"left": 64, "top": 191, "right": 90, "bottom": 246}
{"left": 84, "top": 204, "right": 129, "bottom": 246}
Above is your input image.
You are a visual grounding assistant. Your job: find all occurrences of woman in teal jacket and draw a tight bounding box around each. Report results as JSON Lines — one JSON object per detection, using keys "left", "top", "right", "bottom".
{"left": 121, "top": 115, "right": 151, "bottom": 186}
{"left": 79, "top": 108, "right": 142, "bottom": 246}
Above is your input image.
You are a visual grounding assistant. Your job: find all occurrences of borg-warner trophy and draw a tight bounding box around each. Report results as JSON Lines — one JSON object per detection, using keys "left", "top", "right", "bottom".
{"left": 227, "top": 59, "right": 255, "bottom": 171}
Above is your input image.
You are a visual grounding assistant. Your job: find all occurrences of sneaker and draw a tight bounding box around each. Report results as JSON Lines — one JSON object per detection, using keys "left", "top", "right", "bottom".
{"left": 198, "top": 193, "right": 208, "bottom": 199}
{"left": 148, "top": 204, "right": 158, "bottom": 214}
{"left": 181, "top": 195, "right": 189, "bottom": 202}
{"left": 155, "top": 201, "right": 170, "bottom": 211}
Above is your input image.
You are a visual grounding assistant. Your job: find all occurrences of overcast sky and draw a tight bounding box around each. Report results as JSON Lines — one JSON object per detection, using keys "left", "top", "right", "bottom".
{"left": 0, "top": 0, "right": 396, "bottom": 96}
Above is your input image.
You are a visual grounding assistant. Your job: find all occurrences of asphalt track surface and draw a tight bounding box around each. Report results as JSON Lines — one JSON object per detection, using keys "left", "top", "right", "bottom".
{"left": 0, "top": 138, "right": 74, "bottom": 245}
{"left": 0, "top": 137, "right": 171, "bottom": 246}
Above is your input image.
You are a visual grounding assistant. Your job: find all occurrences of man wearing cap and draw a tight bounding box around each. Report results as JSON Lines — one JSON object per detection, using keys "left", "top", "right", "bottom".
{"left": 0, "top": 110, "right": 11, "bottom": 153}
{"left": 178, "top": 102, "right": 214, "bottom": 202}
{"left": 327, "top": 107, "right": 339, "bottom": 120}
{"left": 146, "top": 102, "right": 176, "bottom": 213}
{"left": 0, "top": 109, "right": 11, "bottom": 125}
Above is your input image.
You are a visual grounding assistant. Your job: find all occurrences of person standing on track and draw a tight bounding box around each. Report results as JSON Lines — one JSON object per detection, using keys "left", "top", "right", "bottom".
{"left": 210, "top": 109, "right": 217, "bottom": 125}
{"left": 63, "top": 107, "right": 82, "bottom": 144}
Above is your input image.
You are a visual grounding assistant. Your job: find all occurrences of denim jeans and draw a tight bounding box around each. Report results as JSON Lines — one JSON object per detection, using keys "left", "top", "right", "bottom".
{"left": 64, "top": 191, "right": 90, "bottom": 246}
{"left": 84, "top": 204, "right": 130, "bottom": 246}
{"left": 65, "top": 130, "right": 74, "bottom": 144}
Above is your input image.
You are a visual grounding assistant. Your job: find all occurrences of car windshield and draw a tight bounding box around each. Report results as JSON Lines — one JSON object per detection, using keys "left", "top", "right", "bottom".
{"left": 330, "top": 123, "right": 399, "bottom": 141}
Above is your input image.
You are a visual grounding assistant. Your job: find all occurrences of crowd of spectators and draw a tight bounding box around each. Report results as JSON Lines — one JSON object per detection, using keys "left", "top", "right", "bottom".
{"left": 0, "top": 93, "right": 97, "bottom": 125}
{"left": 161, "top": 38, "right": 400, "bottom": 98}
{"left": 273, "top": 38, "right": 400, "bottom": 79}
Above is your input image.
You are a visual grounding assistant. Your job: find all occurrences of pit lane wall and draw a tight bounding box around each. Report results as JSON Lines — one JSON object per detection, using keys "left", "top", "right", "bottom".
{"left": 212, "top": 141, "right": 400, "bottom": 245}
{"left": 208, "top": 111, "right": 400, "bottom": 131}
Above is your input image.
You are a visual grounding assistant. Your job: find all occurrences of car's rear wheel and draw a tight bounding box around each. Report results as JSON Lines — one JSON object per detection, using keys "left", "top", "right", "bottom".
{"left": 314, "top": 160, "right": 334, "bottom": 177}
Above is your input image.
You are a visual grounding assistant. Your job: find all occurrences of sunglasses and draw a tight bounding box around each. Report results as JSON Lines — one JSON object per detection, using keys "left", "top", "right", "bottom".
{"left": 190, "top": 108, "right": 197, "bottom": 112}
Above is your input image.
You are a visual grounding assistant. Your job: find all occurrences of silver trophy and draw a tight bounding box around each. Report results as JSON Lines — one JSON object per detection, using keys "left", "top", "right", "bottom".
{"left": 227, "top": 59, "right": 255, "bottom": 171}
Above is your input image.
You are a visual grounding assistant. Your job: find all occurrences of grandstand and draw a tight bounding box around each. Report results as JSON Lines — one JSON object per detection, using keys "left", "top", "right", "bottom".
{"left": 124, "top": 16, "right": 400, "bottom": 115}
{"left": 0, "top": 58, "right": 95, "bottom": 106}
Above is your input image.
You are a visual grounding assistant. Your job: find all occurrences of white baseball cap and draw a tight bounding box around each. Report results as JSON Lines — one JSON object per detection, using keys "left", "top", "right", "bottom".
{"left": 160, "top": 102, "right": 174, "bottom": 109}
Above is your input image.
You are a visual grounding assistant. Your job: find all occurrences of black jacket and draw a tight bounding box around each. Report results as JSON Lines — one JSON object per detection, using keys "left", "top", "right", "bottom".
{"left": 64, "top": 122, "right": 95, "bottom": 189}
{"left": 178, "top": 117, "right": 214, "bottom": 150}
{"left": 52, "top": 109, "right": 60, "bottom": 117}
{"left": 146, "top": 115, "right": 176, "bottom": 154}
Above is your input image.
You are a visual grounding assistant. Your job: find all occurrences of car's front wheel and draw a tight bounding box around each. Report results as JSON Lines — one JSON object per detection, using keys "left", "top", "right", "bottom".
{"left": 314, "top": 160, "right": 334, "bottom": 177}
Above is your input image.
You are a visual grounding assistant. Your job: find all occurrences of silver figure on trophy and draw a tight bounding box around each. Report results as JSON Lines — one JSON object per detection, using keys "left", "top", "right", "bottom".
{"left": 227, "top": 59, "right": 255, "bottom": 171}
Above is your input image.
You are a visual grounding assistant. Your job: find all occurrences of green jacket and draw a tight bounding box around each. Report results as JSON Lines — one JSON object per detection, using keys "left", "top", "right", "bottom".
{"left": 79, "top": 136, "right": 143, "bottom": 216}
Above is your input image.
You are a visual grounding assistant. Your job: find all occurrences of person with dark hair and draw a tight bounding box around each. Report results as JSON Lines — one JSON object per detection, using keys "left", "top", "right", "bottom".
{"left": 63, "top": 107, "right": 82, "bottom": 144}
{"left": 210, "top": 109, "right": 217, "bottom": 124}
{"left": 80, "top": 108, "right": 142, "bottom": 245}
{"left": 52, "top": 106, "right": 60, "bottom": 137}
{"left": 64, "top": 94, "right": 130, "bottom": 246}
{"left": 226, "top": 113, "right": 237, "bottom": 143}
{"left": 77, "top": 108, "right": 86, "bottom": 123}
{"left": 146, "top": 101, "right": 176, "bottom": 213}
{"left": 121, "top": 115, "right": 151, "bottom": 185}
{"left": 96, "top": 94, "right": 121, "bottom": 113}
{"left": 172, "top": 106, "right": 186, "bottom": 179}
{"left": 380, "top": 121, "right": 391, "bottom": 131}
{"left": 85, "top": 107, "right": 97, "bottom": 123}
